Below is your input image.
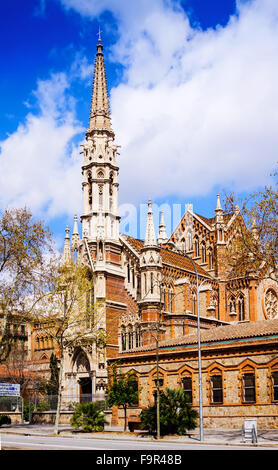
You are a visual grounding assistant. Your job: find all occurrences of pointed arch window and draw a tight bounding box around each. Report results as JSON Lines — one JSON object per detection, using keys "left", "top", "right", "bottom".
{"left": 208, "top": 249, "right": 213, "bottom": 269}
{"left": 194, "top": 237, "right": 199, "bottom": 257}
{"left": 192, "top": 291, "right": 197, "bottom": 315}
{"left": 238, "top": 295, "right": 245, "bottom": 321}
{"left": 187, "top": 230, "right": 193, "bottom": 251}
{"left": 121, "top": 329, "right": 127, "bottom": 351}
{"left": 229, "top": 296, "right": 236, "bottom": 314}
{"left": 201, "top": 242, "right": 206, "bottom": 264}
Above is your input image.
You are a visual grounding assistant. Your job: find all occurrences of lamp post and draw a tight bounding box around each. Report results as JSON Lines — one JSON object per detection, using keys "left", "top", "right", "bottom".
{"left": 182, "top": 252, "right": 204, "bottom": 442}
{"left": 168, "top": 242, "right": 204, "bottom": 441}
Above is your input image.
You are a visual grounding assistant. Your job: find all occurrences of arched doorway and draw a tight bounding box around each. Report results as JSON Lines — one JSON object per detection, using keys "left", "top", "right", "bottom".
{"left": 72, "top": 348, "right": 92, "bottom": 402}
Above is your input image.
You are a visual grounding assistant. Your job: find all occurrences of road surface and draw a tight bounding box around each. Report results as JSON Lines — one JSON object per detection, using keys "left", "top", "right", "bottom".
{"left": 0, "top": 433, "right": 274, "bottom": 451}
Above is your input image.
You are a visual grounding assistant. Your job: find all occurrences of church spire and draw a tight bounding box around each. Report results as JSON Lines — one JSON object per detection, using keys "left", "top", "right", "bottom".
{"left": 87, "top": 32, "right": 113, "bottom": 136}
{"left": 63, "top": 226, "right": 72, "bottom": 264}
{"left": 158, "top": 211, "right": 168, "bottom": 245}
{"left": 144, "top": 200, "right": 157, "bottom": 247}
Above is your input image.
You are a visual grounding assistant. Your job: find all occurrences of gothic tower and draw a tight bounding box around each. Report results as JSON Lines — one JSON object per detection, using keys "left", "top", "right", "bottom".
{"left": 62, "top": 36, "right": 126, "bottom": 400}
{"left": 80, "top": 35, "right": 124, "bottom": 303}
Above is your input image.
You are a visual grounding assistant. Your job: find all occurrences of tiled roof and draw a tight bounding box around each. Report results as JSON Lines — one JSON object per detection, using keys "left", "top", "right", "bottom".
{"left": 194, "top": 212, "right": 234, "bottom": 228}
{"left": 121, "top": 319, "right": 278, "bottom": 354}
{"left": 122, "top": 235, "right": 210, "bottom": 277}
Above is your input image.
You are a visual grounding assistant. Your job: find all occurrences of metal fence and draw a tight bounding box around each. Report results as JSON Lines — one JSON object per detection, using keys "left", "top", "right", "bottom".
{"left": 0, "top": 394, "right": 110, "bottom": 423}
{"left": 25, "top": 394, "right": 110, "bottom": 412}
{"left": 0, "top": 396, "right": 23, "bottom": 413}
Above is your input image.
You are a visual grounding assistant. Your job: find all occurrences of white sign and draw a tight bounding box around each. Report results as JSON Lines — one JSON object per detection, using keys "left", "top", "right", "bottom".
{"left": 0, "top": 383, "right": 20, "bottom": 397}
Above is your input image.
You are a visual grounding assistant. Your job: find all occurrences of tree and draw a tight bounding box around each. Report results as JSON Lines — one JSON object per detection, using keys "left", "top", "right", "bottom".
{"left": 45, "top": 353, "right": 59, "bottom": 396}
{"left": 107, "top": 365, "right": 138, "bottom": 432}
{"left": 0, "top": 207, "right": 53, "bottom": 363}
{"left": 71, "top": 402, "right": 107, "bottom": 432}
{"left": 140, "top": 387, "right": 198, "bottom": 436}
{"left": 33, "top": 259, "right": 106, "bottom": 435}
{"left": 224, "top": 168, "right": 278, "bottom": 281}
{"left": 1, "top": 336, "right": 44, "bottom": 399}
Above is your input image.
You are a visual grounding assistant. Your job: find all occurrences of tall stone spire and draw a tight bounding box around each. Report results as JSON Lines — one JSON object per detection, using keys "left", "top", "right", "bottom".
{"left": 215, "top": 193, "right": 223, "bottom": 212}
{"left": 158, "top": 211, "right": 168, "bottom": 245}
{"left": 87, "top": 34, "right": 113, "bottom": 136}
{"left": 71, "top": 215, "right": 80, "bottom": 258}
{"left": 63, "top": 226, "right": 72, "bottom": 264}
{"left": 144, "top": 200, "right": 157, "bottom": 247}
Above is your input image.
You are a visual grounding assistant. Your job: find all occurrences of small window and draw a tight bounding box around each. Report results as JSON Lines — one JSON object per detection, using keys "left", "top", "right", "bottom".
{"left": 181, "top": 376, "right": 192, "bottom": 403}
{"left": 238, "top": 295, "right": 245, "bottom": 321}
{"left": 121, "top": 332, "right": 126, "bottom": 351}
{"left": 201, "top": 243, "right": 206, "bottom": 264}
{"left": 242, "top": 373, "right": 256, "bottom": 403}
{"left": 272, "top": 372, "right": 278, "bottom": 402}
{"left": 211, "top": 375, "right": 223, "bottom": 404}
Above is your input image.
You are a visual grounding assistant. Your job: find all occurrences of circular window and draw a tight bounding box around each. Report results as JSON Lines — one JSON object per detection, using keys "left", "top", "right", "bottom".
{"left": 264, "top": 289, "right": 278, "bottom": 319}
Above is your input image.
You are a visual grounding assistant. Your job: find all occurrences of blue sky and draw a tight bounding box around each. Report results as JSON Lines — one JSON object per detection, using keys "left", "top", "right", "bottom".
{"left": 0, "top": 0, "right": 277, "bottom": 250}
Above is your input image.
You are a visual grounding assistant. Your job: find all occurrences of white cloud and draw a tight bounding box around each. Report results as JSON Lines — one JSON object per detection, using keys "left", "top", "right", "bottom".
{"left": 59, "top": 0, "right": 278, "bottom": 204}
{"left": 0, "top": 72, "right": 84, "bottom": 219}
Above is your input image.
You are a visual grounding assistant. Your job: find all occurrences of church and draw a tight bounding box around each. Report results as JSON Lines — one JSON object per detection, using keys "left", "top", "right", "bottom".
{"left": 35, "top": 36, "right": 278, "bottom": 428}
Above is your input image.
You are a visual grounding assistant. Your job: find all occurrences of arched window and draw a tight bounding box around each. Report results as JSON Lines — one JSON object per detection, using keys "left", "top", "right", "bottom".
{"left": 187, "top": 230, "right": 193, "bottom": 251}
{"left": 98, "top": 185, "right": 103, "bottom": 209}
{"left": 150, "top": 272, "right": 154, "bottom": 294}
{"left": 121, "top": 329, "right": 127, "bottom": 351}
{"left": 128, "top": 329, "right": 134, "bottom": 349}
{"left": 127, "top": 263, "right": 130, "bottom": 283}
{"left": 181, "top": 376, "right": 193, "bottom": 403}
{"left": 135, "top": 327, "right": 141, "bottom": 348}
{"left": 201, "top": 243, "right": 206, "bottom": 264}
{"left": 194, "top": 237, "right": 199, "bottom": 257}
{"left": 210, "top": 374, "right": 223, "bottom": 404}
{"left": 238, "top": 295, "right": 245, "bottom": 321}
{"left": 229, "top": 296, "right": 236, "bottom": 314}
{"left": 242, "top": 372, "right": 256, "bottom": 403}
{"left": 192, "top": 291, "right": 197, "bottom": 315}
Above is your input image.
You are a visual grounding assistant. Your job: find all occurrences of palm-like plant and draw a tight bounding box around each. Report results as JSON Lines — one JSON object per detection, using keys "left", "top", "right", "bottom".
{"left": 140, "top": 387, "right": 198, "bottom": 436}
{"left": 71, "top": 402, "right": 108, "bottom": 432}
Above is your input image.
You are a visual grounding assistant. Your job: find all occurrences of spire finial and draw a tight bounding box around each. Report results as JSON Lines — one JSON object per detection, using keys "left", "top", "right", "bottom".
{"left": 215, "top": 193, "right": 223, "bottom": 212}
{"left": 88, "top": 32, "right": 113, "bottom": 135}
{"left": 98, "top": 26, "right": 102, "bottom": 43}
{"left": 158, "top": 211, "right": 168, "bottom": 245}
{"left": 144, "top": 200, "right": 157, "bottom": 247}
{"left": 63, "top": 225, "right": 71, "bottom": 264}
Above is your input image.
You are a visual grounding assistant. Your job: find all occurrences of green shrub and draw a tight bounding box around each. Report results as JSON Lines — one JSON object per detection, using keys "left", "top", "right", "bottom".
{"left": 23, "top": 402, "right": 35, "bottom": 421}
{"left": 0, "top": 414, "right": 12, "bottom": 426}
{"left": 140, "top": 388, "right": 198, "bottom": 436}
{"left": 71, "top": 402, "right": 108, "bottom": 432}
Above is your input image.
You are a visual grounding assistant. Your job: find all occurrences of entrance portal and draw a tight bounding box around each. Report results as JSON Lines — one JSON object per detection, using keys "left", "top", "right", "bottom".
{"left": 79, "top": 377, "right": 92, "bottom": 402}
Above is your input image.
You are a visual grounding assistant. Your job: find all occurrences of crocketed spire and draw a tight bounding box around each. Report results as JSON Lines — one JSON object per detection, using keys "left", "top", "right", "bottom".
{"left": 87, "top": 34, "right": 113, "bottom": 136}
{"left": 63, "top": 226, "right": 72, "bottom": 264}
{"left": 144, "top": 200, "right": 157, "bottom": 247}
{"left": 158, "top": 211, "right": 168, "bottom": 245}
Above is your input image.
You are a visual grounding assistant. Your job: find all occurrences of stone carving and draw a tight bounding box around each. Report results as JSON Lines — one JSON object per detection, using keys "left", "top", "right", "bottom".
{"left": 265, "top": 289, "right": 278, "bottom": 319}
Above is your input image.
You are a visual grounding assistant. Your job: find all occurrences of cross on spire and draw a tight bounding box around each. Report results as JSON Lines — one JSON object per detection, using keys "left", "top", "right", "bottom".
{"left": 98, "top": 26, "right": 102, "bottom": 43}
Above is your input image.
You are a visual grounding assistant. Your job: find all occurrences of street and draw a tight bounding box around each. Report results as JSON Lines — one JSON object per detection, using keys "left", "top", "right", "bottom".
{"left": 0, "top": 433, "right": 275, "bottom": 451}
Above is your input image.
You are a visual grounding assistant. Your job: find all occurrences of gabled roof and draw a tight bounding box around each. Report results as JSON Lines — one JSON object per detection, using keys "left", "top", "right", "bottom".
{"left": 121, "top": 234, "right": 211, "bottom": 277}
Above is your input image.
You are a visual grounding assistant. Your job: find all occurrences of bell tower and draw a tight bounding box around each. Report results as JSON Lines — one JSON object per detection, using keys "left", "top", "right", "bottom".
{"left": 81, "top": 35, "right": 120, "bottom": 246}
{"left": 80, "top": 35, "right": 124, "bottom": 287}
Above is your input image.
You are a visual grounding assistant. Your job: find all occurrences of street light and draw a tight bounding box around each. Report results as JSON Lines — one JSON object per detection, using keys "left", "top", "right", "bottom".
{"left": 168, "top": 242, "right": 204, "bottom": 441}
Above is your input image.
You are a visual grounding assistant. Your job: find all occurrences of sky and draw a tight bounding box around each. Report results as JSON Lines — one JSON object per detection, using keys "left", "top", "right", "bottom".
{"left": 0, "top": 0, "right": 277, "bottom": 250}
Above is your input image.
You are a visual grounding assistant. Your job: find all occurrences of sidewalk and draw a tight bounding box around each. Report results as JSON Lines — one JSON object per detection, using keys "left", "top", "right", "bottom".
{"left": 1, "top": 424, "right": 278, "bottom": 448}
